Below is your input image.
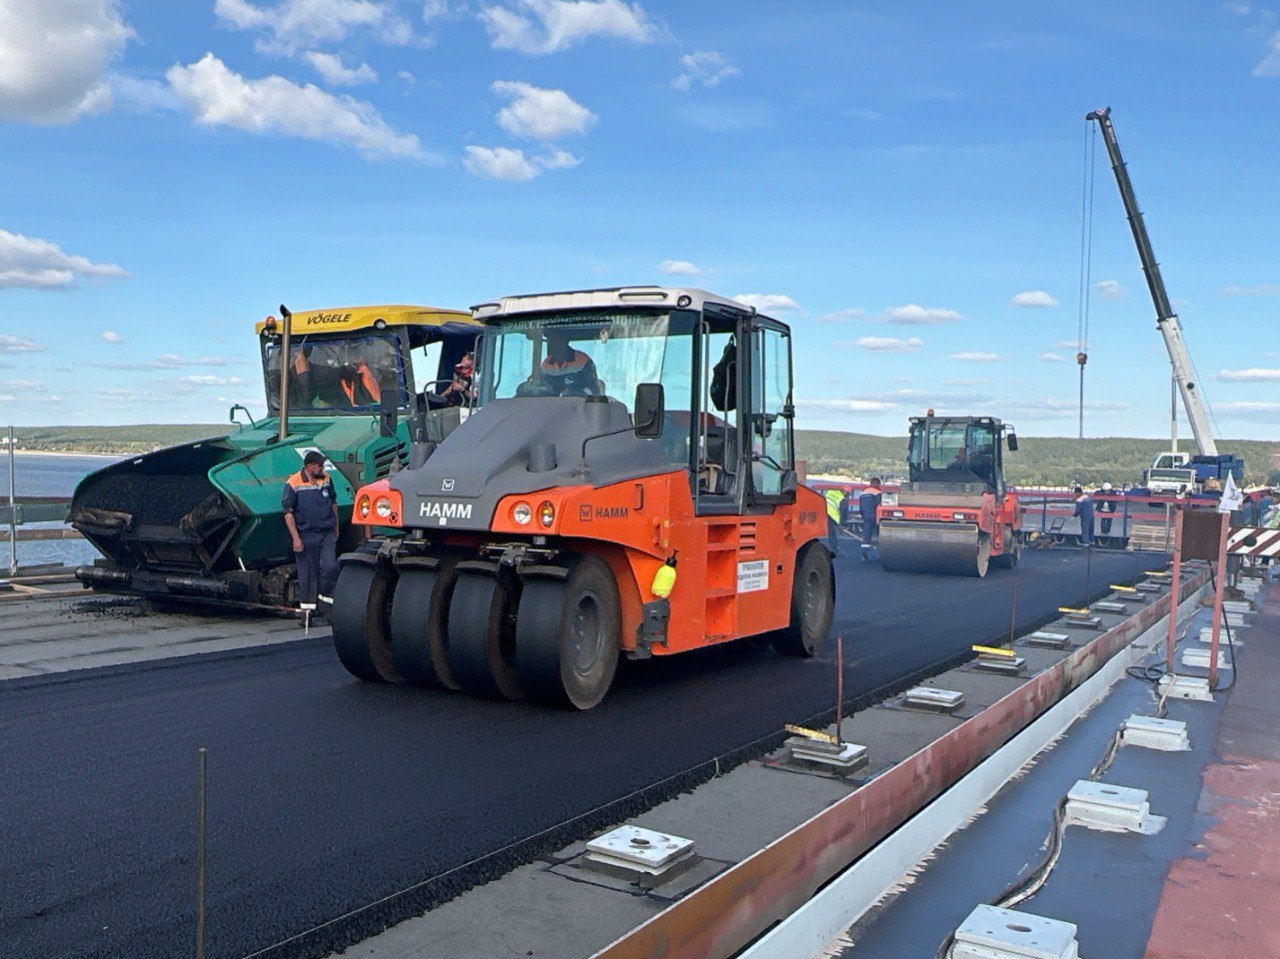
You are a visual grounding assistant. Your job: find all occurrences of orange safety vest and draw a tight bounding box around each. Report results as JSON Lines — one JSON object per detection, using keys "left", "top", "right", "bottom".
{"left": 340, "top": 363, "right": 381, "bottom": 405}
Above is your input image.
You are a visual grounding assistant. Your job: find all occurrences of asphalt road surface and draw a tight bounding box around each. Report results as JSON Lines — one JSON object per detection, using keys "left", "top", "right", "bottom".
{"left": 0, "top": 547, "right": 1155, "bottom": 959}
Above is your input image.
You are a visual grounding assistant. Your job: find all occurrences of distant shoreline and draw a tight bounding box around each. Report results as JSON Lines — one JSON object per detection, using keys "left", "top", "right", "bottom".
{"left": 5, "top": 449, "right": 122, "bottom": 460}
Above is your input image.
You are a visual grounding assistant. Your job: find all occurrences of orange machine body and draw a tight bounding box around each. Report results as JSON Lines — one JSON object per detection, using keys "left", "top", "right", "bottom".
{"left": 354, "top": 473, "right": 830, "bottom": 656}
{"left": 879, "top": 489, "right": 1022, "bottom": 558}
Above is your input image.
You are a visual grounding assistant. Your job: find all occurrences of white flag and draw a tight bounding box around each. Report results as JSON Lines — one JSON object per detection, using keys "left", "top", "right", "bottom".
{"left": 1218, "top": 472, "right": 1243, "bottom": 514}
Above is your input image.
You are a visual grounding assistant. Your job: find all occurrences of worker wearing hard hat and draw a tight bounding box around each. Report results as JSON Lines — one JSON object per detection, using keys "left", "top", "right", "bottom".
{"left": 1098, "top": 482, "right": 1117, "bottom": 537}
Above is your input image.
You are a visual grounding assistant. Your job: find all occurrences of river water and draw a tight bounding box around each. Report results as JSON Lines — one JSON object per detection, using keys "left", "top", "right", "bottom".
{"left": 2, "top": 452, "right": 120, "bottom": 571}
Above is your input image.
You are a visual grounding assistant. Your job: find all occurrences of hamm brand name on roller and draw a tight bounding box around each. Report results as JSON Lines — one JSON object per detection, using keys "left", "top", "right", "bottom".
{"left": 418, "top": 500, "right": 473, "bottom": 520}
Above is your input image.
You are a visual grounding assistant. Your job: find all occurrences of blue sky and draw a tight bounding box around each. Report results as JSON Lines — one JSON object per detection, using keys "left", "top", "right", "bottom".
{"left": 1, "top": 0, "right": 1277, "bottom": 438}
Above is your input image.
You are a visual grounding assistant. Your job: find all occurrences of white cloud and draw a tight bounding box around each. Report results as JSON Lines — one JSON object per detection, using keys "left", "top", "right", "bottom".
{"left": 1094, "top": 279, "right": 1123, "bottom": 300}
{"left": 0, "top": 229, "right": 128, "bottom": 290}
{"left": 90, "top": 354, "right": 241, "bottom": 370}
{"left": 1216, "top": 367, "right": 1280, "bottom": 382}
{"left": 672, "top": 50, "right": 740, "bottom": 90}
{"left": 1253, "top": 30, "right": 1280, "bottom": 77}
{"left": 948, "top": 352, "right": 1001, "bottom": 362}
{"left": 492, "top": 80, "right": 595, "bottom": 140}
{"left": 463, "top": 146, "right": 538, "bottom": 180}
{"left": 167, "top": 54, "right": 426, "bottom": 161}
{"left": 479, "top": 0, "right": 657, "bottom": 55}
{"left": 422, "top": 0, "right": 449, "bottom": 18}
{"left": 820, "top": 308, "right": 866, "bottom": 323}
{"left": 795, "top": 398, "right": 897, "bottom": 413}
{"left": 177, "top": 374, "right": 247, "bottom": 386}
{"left": 538, "top": 148, "right": 580, "bottom": 169}
{"left": 883, "top": 303, "right": 963, "bottom": 324}
{"left": 303, "top": 51, "right": 377, "bottom": 86}
{"left": 0, "top": 0, "right": 132, "bottom": 124}
{"left": 1224, "top": 2, "right": 1251, "bottom": 14}
{"left": 397, "top": 69, "right": 416, "bottom": 84}
{"left": 112, "top": 75, "right": 182, "bottom": 114}
{"left": 1055, "top": 339, "right": 1084, "bottom": 350}
{"left": 854, "top": 336, "right": 924, "bottom": 353}
{"left": 854, "top": 387, "right": 994, "bottom": 407}
{"left": 1011, "top": 290, "right": 1060, "bottom": 308}
{"left": 462, "top": 145, "right": 579, "bottom": 180}
{"left": 0, "top": 335, "right": 44, "bottom": 354}
{"left": 1040, "top": 352, "right": 1066, "bottom": 362}
{"left": 658, "top": 260, "right": 703, "bottom": 276}
{"left": 213, "top": 0, "right": 413, "bottom": 55}
{"left": 1001, "top": 398, "right": 1129, "bottom": 418}
{"left": 0, "top": 379, "right": 45, "bottom": 392}
{"left": 1216, "top": 400, "right": 1280, "bottom": 419}
{"left": 733, "top": 294, "right": 801, "bottom": 313}
{"left": 1221, "top": 282, "right": 1277, "bottom": 296}
{"left": 678, "top": 100, "right": 772, "bottom": 132}
{"left": 91, "top": 386, "right": 160, "bottom": 403}
{"left": 101, "top": 331, "right": 123, "bottom": 344}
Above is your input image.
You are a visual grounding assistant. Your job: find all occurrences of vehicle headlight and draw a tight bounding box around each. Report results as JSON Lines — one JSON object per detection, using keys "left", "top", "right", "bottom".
{"left": 891, "top": 509, "right": 905, "bottom": 518}
{"left": 375, "top": 497, "right": 393, "bottom": 519}
{"left": 357, "top": 495, "right": 371, "bottom": 519}
{"left": 953, "top": 512, "right": 967, "bottom": 521}
{"left": 512, "top": 502, "right": 532, "bottom": 525}
{"left": 538, "top": 501, "right": 555, "bottom": 528}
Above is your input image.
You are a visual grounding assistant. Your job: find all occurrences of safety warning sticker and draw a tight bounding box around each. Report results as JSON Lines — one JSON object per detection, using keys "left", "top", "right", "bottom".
{"left": 737, "top": 559, "right": 769, "bottom": 593}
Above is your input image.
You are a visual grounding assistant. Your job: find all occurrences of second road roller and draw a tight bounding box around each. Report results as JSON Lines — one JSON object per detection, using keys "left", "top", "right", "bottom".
{"left": 877, "top": 413, "right": 1022, "bottom": 577}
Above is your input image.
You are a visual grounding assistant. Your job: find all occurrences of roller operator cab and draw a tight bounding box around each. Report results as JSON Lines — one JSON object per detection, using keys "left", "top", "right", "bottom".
{"left": 333, "top": 287, "right": 837, "bottom": 709}
{"left": 71, "top": 305, "right": 480, "bottom": 608}
{"left": 877, "top": 415, "right": 1022, "bottom": 577}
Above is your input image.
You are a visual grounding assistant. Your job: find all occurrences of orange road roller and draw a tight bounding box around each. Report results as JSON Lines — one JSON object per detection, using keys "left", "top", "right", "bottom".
{"left": 331, "top": 287, "right": 836, "bottom": 709}
{"left": 877, "top": 414, "right": 1023, "bottom": 577}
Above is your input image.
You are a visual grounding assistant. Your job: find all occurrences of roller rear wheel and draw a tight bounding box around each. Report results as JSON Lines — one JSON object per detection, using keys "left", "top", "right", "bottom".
{"left": 390, "top": 561, "right": 461, "bottom": 689}
{"left": 446, "top": 572, "right": 523, "bottom": 700}
{"left": 772, "top": 545, "right": 834, "bottom": 657}
{"left": 990, "top": 530, "right": 1020, "bottom": 569}
{"left": 332, "top": 562, "right": 402, "bottom": 683}
{"left": 515, "top": 557, "right": 620, "bottom": 710}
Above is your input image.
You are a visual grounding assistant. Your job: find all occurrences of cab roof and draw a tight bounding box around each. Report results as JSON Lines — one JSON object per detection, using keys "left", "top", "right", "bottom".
{"left": 471, "top": 286, "right": 762, "bottom": 322}
{"left": 255, "top": 304, "right": 478, "bottom": 337}
{"left": 908, "top": 414, "right": 1007, "bottom": 428}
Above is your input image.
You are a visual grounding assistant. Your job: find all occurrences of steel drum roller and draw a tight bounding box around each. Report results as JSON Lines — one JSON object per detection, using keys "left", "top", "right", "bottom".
{"left": 877, "top": 521, "right": 990, "bottom": 577}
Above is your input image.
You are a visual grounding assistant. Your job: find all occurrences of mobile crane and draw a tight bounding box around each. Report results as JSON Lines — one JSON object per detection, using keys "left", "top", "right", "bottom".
{"left": 1085, "top": 107, "right": 1244, "bottom": 492}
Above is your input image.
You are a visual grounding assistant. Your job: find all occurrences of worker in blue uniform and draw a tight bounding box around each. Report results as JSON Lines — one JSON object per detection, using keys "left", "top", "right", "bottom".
{"left": 859, "top": 478, "right": 883, "bottom": 562}
{"left": 283, "top": 451, "right": 340, "bottom": 610}
{"left": 1073, "top": 486, "right": 1095, "bottom": 548}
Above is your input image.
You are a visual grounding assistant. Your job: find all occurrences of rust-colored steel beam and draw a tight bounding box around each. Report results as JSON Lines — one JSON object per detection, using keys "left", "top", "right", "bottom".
{"left": 592, "top": 567, "right": 1209, "bottom": 959}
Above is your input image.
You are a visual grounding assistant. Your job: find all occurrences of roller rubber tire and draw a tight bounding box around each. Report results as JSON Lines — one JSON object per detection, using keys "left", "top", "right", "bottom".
{"left": 332, "top": 562, "right": 402, "bottom": 683}
{"left": 389, "top": 561, "right": 461, "bottom": 690}
{"left": 446, "top": 572, "right": 523, "bottom": 700}
{"left": 990, "top": 531, "right": 1020, "bottom": 569}
{"left": 515, "top": 557, "right": 620, "bottom": 710}
{"left": 772, "top": 545, "right": 834, "bottom": 657}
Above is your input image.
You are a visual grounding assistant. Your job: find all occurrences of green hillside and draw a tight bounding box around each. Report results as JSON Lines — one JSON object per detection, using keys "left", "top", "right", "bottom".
{"left": 797, "top": 429, "right": 1280, "bottom": 487}
{"left": 9, "top": 425, "right": 231, "bottom": 455}
{"left": 7, "top": 424, "right": 1279, "bottom": 487}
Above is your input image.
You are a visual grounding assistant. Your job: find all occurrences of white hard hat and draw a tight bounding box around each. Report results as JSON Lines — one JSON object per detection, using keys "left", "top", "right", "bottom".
{"left": 1102, "top": 482, "right": 1113, "bottom": 491}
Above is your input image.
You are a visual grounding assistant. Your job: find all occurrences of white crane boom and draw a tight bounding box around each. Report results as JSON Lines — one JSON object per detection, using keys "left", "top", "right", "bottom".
{"left": 1085, "top": 107, "right": 1218, "bottom": 457}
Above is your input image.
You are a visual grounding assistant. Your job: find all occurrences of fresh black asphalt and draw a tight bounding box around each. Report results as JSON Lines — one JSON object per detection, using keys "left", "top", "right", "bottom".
{"left": 0, "top": 547, "right": 1154, "bottom": 959}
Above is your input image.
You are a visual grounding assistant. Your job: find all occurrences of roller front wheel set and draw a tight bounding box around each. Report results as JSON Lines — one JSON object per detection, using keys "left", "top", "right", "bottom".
{"left": 331, "top": 555, "right": 621, "bottom": 710}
